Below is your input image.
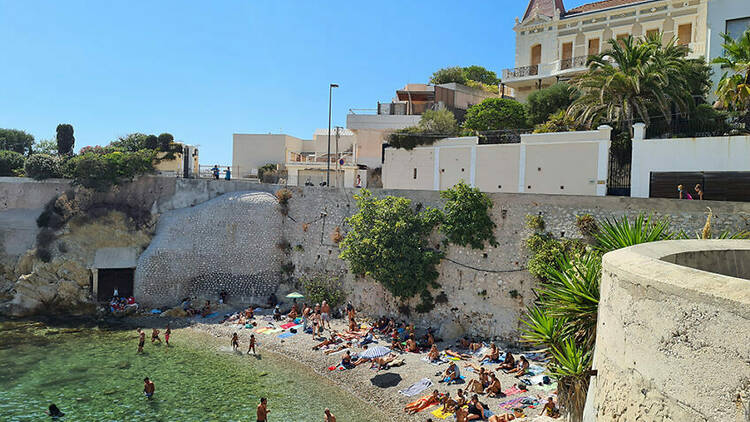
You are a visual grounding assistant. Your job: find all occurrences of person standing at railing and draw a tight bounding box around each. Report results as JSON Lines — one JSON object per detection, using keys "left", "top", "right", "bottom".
{"left": 211, "top": 165, "right": 220, "bottom": 180}
{"left": 225, "top": 166, "right": 231, "bottom": 181}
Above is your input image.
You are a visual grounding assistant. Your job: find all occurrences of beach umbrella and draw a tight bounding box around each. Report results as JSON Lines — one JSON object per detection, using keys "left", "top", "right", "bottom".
{"left": 285, "top": 292, "right": 304, "bottom": 299}
{"left": 359, "top": 346, "right": 391, "bottom": 359}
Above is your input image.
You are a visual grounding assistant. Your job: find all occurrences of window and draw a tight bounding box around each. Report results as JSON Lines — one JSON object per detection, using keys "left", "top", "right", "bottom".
{"left": 646, "top": 28, "right": 660, "bottom": 38}
{"left": 588, "top": 38, "right": 600, "bottom": 56}
{"left": 413, "top": 168, "right": 417, "bottom": 179}
{"left": 617, "top": 33, "right": 629, "bottom": 47}
{"left": 678, "top": 23, "right": 692, "bottom": 45}
{"left": 726, "top": 17, "right": 750, "bottom": 41}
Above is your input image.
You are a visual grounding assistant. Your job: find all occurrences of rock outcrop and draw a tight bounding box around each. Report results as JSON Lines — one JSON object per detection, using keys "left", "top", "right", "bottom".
{"left": 135, "top": 191, "right": 284, "bottom": 307}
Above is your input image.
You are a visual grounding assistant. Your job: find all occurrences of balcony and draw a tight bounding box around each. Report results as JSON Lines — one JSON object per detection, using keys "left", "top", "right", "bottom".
{"left": 560, "top": 55, "right": 588, "bottom": 71}
{"left": 287, "top": 151, "right": 356, "bottom": 167}
{"left": 503, "top": 57, "right": 590, "bottom": 83}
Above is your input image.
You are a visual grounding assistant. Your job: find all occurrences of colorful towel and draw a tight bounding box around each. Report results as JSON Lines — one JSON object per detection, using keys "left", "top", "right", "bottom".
{"left": 502, "top": 385, "right": 524, "bottom": 396}
{"left": 398, "top": 377, "right": 433, "bottom": 397}
{"left": 265, "top": 328, "right": 283, "bottom": 334}
{"left": 278, "top": 332, "right": 296, "bottom": 339}
{"left": 498, "top": 396, "right": 526, "bottom": 410}
{"left": 254, "top": 327, "right": 271, "bottom": 334}
{"left": 430, "top": 407, "right": 453, "bottom": 419}
{"left": 444, "top": 375, "right": 465, "bottom": 384}
{"left": 534, "top": 382, "right": 557, "bottom": 392}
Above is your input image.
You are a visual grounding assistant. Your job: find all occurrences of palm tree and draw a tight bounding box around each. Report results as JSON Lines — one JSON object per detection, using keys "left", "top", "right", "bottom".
{"left": 712, "top": 29, "right": 750, "bottom": 122}
{"left": 568, "top": 34, "right": 698, "bottom": 135}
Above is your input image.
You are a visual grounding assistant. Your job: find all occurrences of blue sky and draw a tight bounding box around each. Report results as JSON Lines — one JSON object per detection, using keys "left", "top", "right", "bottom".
{"left": 0, "top": 0, "right": 589, "bottom": 165}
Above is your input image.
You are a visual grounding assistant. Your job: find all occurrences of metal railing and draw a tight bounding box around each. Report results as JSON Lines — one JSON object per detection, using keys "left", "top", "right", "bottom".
{"left": 287, "top": 151, "right": 355, "bottom": 166}
{"left": 560, "top": 56, "right": 588, "bottom": 71}
{"left": 348, "top": 108, "right": 378, "bottom": 115}
{"left": 503, "top": 65, "right": 539, "bottom": 79}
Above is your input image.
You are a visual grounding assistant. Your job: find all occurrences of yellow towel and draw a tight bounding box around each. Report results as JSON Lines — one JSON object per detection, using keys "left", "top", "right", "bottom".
{"left": 430, "top": 407, "right": 453, "bottom": 419}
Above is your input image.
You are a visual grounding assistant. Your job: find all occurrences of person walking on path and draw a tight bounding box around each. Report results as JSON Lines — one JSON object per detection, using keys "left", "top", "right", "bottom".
{"left": 257, "top": 397, "right": 270, "bottom": 422}
{"left": 321, "top": 301, "right": 331, "bottom": 330}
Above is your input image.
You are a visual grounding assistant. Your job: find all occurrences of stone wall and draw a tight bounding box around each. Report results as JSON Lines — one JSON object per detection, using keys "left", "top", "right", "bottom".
{"left": 588, "top": 240, "right": 750, "bottom": 422}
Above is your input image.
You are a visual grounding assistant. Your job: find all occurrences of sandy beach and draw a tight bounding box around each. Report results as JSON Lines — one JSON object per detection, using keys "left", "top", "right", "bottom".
{"left": 164, "top": 312, "right": 561, "bottom": 422}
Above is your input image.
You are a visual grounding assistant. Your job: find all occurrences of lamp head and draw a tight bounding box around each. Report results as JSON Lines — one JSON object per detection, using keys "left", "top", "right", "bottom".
{"left": 330, "top": 83, "right": 339, "bottom": 88}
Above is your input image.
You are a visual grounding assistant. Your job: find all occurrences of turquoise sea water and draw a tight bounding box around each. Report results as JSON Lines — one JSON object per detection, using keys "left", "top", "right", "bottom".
{"left": 0, "top": 320, "right": 382, "bottom": 421}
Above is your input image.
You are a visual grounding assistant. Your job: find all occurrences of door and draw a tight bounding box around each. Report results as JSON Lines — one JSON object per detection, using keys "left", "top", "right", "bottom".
{"left": 97, "top": 268, "right": 135, "bottom": 301}
{"left": 561, "top": 42, "right": 573, "bottom": 69}
{"left": 530, "top": 45, "right": 542, "bottom": 75}
{"left": 588, "top": 38, "right": 600, "bottom": 56}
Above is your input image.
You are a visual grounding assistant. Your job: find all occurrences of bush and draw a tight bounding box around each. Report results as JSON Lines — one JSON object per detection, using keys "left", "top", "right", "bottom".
{"left": 440, "top": 181, "right": 498, "bottom": 249}
{"left": 24, "top": 154, "right": 62, "bottom": 180}
{"left": 387, "top": 109, "right": 459, "bottom": 150}
{"left": 576, "top": 214, "right": 598, "bottom": 237}
{"left": 463, "top": 98, "right": 528, "bottom": 132}
{"left": 533, "top": 110, "right": 588, "bottom": 133}
{"left": 258, "top": 163, "right": 278, "bottom": 182}
{"left": 527, "top": 83, "right": 580, "bottom": 125}
{"left": 63, "top": 150, "right": 155, "bottom": 190}
{"left": 430, "top": 66, "right": 468, "bottom": 85}
{"left": 301, "top": 273, "right": 346, "bottom": 308}
{"left": 339, "top": 189, "right": 443, "bottom": 299}
{"left": 0, "top": 128, "right": 34, "bottom": 155}
{"left": 525, "top": 214, "right": 545, "bottom": 231}
{"left": 275, "top": 188, "right": 292, "bottom": 205}
{"left": 0, "top": 150, "right": 25, "bottom": 176}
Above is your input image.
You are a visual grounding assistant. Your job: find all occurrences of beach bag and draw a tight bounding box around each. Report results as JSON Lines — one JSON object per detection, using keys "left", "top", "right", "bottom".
{"left": 542, "top": 375, "right": 551, "bottom": 385}
{"left": 290, "top": 328, "right": 297, "bottom": 333}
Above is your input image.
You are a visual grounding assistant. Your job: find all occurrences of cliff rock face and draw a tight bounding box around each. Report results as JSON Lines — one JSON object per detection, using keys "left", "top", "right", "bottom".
{"left": 135, "top": 191, "right": 284, "bottom": 307}
{"left": 4, "top": 212, "right": 153, "bottom": 316}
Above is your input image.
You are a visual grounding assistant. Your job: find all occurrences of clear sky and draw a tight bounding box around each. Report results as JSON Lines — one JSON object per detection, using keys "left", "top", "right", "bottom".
{"left": 0, "top": 0, "right": 589, "bottom": 165}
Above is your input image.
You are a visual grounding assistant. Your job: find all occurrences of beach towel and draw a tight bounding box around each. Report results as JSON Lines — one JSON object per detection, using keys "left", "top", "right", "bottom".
{"left": 430, "top": 407, "right": 453, "bottom": 419}
{"left": 523, "top": 352, "right": 549, "bottom": 362}
{"left": 502, "top": 385, "right": 524, "bottom": 396}
{"left": 498, "top": 396, "right": 526, "bottom": 410}
{"left": 280, "top": 322, "right": 296, "bottom": 329}
{"left": 534, "top": 382, "right": 557, "bottom": 392}
{"left": 398, "top": 378, "right": 433, "bottom": 397}
{"left": 445, "top": 375, "right": 465, "bottom": 384}
{"left": 254, "top": 327, "right": 271, "bottom": 334}
{"left": 266, "top": 328, "right": 283, "bottom": 334}
{"left": 528, "top": 365, "right": 545, "bottom": 376}
{"left": 519, "top": 397, "right": 540, "bottom": 409}
{"left": 421, "top": 356, "right": 448, "bottom": 366}
{"left": 244, "top": 323, "right": 254, "bottom": 329}
{"left": 278, "top": 332, "right": 296, "bottom": 339}
{"left": 203, "top": 312, "right": 218, "bottom": 318}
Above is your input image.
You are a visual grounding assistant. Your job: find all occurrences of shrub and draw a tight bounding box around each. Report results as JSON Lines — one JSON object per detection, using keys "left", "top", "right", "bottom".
{"left": 300, "top": 273, "right": 346, "bottom": 308}
{"left": 0, "top": 150, "right": 25, "bottom": 176}
{"left": 440, "top": 181, "right": 498, "bottom": 249}
{"left": 525, "top": 214, "right": 545, "bottom": 231}
{"left": 0, "top": 128, "right": 34, "bottom": 155}
{"left": 36, "top": 248, "right": 52, "bottom": 263}
{"left": 339, "top": 189, "right": 443, "bottom": 299}
{"left": 527, "top": 83, "right": 579, "bottom": 125}
{"left": 430, "top": 66, "right": 468, "bottom": 85}
{"left": 533, "top": 110, "right": 588, "bottom": 133}
{"left": 275, "top": 188, "right": 292, "bottom": 205}
{"left": 258, "top": 163, "right": 278, "bottom": 182}
{"left": 24, "top": 154, "right": 62, "bottom": 180}
{"left": 463, "top": 98, "right": 528, "bottom": 132}
{"left": 576, "top": 214, "right": 598, "bottom": 237}
{"left": 414, "top": 290, "right": 435, "bottom": 313}
{"left": 387, "top": 109, "right": 459, "bottom": 150}
{"left": 63, "top": 150, "right": 155, "bottom": 190}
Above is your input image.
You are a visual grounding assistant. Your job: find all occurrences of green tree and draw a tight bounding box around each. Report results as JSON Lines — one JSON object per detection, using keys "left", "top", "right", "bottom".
{"left": 463, "top": 98, "right": 528, "bottom": 132}
{"left": 439, "top": 181, "right": 498, "bottom": 249}
{"left": 56, "top": 124, "right": 75, "bottom": 156}
{"left": 712, "top": 29, "right": 750, "bottom": 120}
{"left": 144, "top": 134, "right": 159, "bottom": 150}
{"left": 0, "top": 128, "right": 34, "bottom": 155}
{"left": 387, "top": 109, "right": 459, "bottom": 150}
{"left": 463, "top": 65, "right": 500, "bottom": 86}
{"left": 339, "top": 190, "right": 443, "bottom": 299}
{"left": 429, "top": 66, "right": 467, "bottom": 85}
{"left": 568, "top": 35, "right": 702, "bottom": 135}
{"left": 157, "top": 133, "right": 174, "bottom": 150}
{"left": 527, "top": 83, "right": 580, "bottom": 125}
{"left": 24, "top": 154, "right": 62, "bottom": 180}
{"left": 33, "top": 139, "right": 58, "bottom": 155}
{"left": 110, "top": 133, "right": 149, "bottom": 152}
{"left": 0, "top": 150, "right": 25, "bottom": 176}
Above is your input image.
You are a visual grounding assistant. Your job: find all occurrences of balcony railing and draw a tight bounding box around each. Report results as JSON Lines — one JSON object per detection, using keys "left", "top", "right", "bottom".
{"left": 560, "top": 55, "right": 589, "bottom": 71}
{"left": 287, "top": 151, "right": 355, "bottom": 166}
{"left": 503, "top": 65, "right": 539, "bottom": 79}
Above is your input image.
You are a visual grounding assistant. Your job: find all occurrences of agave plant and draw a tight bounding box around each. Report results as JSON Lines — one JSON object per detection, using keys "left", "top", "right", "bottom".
{"left": 537, "top": 252, "right": 602, "bottom": 350}
{"left": 594, "top": 213, "right": 674, "bottom": 253}
{"left": 549, "top": 338, "right": 594, "bottom": 422}
{"left": 520, "top": 305, "right": 570, "bottom": 350}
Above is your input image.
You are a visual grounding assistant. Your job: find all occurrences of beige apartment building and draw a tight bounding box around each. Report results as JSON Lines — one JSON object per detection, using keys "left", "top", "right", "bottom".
{"left": 504, "top": 0, "right": 709, "bottom": 102}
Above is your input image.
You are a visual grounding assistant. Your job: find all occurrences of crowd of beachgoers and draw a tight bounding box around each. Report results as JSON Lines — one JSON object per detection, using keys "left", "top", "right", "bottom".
{"left": 187, "top": 299, "right": 563, "bottom": 422}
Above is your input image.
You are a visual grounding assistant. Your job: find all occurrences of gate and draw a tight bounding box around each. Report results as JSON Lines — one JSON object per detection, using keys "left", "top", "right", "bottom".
{"left": 607, "top": 155, "right": 631, "bottom": 196}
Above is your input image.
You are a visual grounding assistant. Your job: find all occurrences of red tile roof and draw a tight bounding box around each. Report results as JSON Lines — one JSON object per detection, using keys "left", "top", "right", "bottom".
{"left": 566, "top": 0, "right": 646, "bottom": 15}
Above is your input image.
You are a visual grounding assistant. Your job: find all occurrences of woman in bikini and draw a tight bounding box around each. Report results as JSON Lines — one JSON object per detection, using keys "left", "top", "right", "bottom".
{"left": 496, "top": 351, "right": 515, "bottom": 371}
{"left": 427, "top": 344, "right": 440, "bottom": 362}
{"left": 480, "top": 343, "right": 500, "bottom": 362}
{"left": 404, "top": 390, "right": 440, "bottom": 414}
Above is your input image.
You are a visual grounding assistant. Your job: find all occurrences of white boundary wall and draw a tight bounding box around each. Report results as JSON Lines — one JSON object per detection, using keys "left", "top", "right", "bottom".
{"left": 630, "top": 123, "right": 750, "bottom": 198}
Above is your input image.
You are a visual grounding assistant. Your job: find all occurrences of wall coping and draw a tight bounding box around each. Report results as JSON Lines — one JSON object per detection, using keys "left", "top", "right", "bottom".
{"left": 602, "top": 240, "right": 750, "bottom": 318}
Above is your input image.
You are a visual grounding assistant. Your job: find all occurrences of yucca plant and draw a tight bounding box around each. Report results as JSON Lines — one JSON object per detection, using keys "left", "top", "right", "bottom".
{"left": 520, "top": 305, "right": 570, "bottom": 350}
{"left": 537, "top": 252, "right": 602, "bottom": 350}
{"left": 594, "top": 213, "right": 674, "bottom": 253}
{"left": 549, "top": 338, "right": 594, "bottom": 422}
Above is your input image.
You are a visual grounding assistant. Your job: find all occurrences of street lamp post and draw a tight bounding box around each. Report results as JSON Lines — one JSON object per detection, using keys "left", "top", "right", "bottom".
{"left": 327, "top": 83, "right": 339, "bottom": 187}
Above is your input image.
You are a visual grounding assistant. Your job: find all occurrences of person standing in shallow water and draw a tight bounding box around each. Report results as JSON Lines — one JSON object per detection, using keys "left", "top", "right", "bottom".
{"left": 257, "top": 397, "right": 270, "bottom": 422}
{"left": 151, "top": 328, "right": 161, "bottom": 344}
{"left": 324, "top": 407, "right": 336, "bottom": 422}
{"left": 247, "top": 334, "right": 256, "bottom": 355}
{"left": 136, "top": 328, "right": 145, "bottom": 354}
{"left": 143, "top": 377, "right": 155, "bottom": 399}
{"left": 231, "top": 333, "right": 239, "bottom": 351}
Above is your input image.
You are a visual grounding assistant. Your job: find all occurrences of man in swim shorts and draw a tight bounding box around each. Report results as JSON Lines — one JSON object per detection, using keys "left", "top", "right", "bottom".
{"left": 321, "top": 301, "right": 331, "bottom": 330}
{"left": 324, "top": 407, "right": 336, "bottom": 422}
{"left": 247, "top": 334, "right": 256, "bottom": 355}
{"left": 257, "top": 397, "right": 270, "bottom": 422}
{"left": 137, "top": 328, "right": 145, "bottom": 354}
{"left": 143, "top": 377, "right": 155, "bottom": 399}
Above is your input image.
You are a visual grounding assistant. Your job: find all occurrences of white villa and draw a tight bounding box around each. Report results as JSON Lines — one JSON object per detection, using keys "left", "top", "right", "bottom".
{"left": 503, "top": 0, "right": 750, "bottom": 102}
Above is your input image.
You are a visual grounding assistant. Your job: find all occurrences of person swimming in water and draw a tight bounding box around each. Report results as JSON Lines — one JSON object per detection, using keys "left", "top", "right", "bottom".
{"left": 247, "top": 334, "right": 256, "bottom": 355}
{"left": 143, "top": 377, "right": 155, "bottom": 399}
{"left": 136, "top": 328, "right": 145, "bottom": 354}
{"left": 46, "top": 403, "right": 64, "bottom": 418}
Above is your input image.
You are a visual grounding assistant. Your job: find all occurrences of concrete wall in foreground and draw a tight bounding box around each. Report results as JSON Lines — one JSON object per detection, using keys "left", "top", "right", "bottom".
{"left": 589, "top": 240, "right": 750, "bottom": 422}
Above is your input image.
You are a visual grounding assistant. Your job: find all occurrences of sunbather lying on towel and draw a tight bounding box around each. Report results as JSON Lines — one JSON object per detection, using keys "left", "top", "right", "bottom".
{"left": 373, "top": 354, "right": 397, "bottom": 370}
{"left": 481, "top": 343, "right": 500, "bottom": 362}
{"left": 445, "top": 349, "right": 473, "bottom": 360}
{"left": 496, "top": 351, "right": 515, "bottom": 371}
{"left": 312, "top": 333, "right": 340, "bottom": 350}
{"left": 490, "top": 408, "right": 525, "bottom": 421}
{"left": 324, "top": 342, "right": 351, "bottom": 355}
{"left": 404, "top": 390, "right": 440, "bottom": 414}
